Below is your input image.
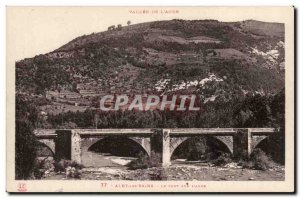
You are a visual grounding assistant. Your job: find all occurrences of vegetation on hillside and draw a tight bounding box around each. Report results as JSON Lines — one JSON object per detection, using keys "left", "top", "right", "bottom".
{"left": 16, "top": 19, "right": 284, "bottom": 95}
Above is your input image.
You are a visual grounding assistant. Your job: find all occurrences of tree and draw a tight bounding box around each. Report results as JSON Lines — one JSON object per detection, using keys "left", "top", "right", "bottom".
{"left": 15, "top": 96, "right": 39, "bottom": 179}
{"left": 15, "top": 120, "right": 38, "bottom": 179}
{"left": 127, "top": 20, "right": 131, "bottom": 26}
{"left": 117, "top": 24, "right": 122, "bottom": 30}
{"left": 107, "top": 25, "right": 115, "bottom": 31}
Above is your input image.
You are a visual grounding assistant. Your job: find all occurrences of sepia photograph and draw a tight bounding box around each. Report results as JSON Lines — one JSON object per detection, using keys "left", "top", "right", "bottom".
{"left": 6, "top": 6, "right": 295, "bottom": 192}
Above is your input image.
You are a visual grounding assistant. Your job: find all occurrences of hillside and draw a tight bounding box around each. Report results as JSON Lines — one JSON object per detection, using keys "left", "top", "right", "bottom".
{"left": 15, "top": 19, "right": 285, "bottom": 115}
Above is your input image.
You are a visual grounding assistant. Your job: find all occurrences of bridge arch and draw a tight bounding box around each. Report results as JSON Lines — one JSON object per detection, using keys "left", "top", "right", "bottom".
{"left": 170, "top": 135, "right": 233, "bottom": 160}
{"left": 81, "top": 137, "right": 104, "bottom": 152}
{"left": 82, "top": 136, "right": 151, "bottom": 157}
{"left": 36, "top": 141, "right": 55, "bottom": 157}
{"left": 251, "top": 134, "right": 284, "bottom": 164}
{"left": 251, "top": 135, "right": 268, "bottom": 152}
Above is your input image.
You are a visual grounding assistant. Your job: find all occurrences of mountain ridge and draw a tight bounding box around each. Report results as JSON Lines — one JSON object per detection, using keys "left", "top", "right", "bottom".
{"left": 16, "top": 19, "right": 285, "bottom": 114}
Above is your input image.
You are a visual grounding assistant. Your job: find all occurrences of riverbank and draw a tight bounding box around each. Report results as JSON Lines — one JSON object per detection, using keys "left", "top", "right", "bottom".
{"left": 45, "top": 162, "right": 284, "bottom": 181}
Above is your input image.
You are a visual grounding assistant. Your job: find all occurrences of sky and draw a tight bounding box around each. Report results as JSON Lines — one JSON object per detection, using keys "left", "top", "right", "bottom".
{"left": 7, "top": 6, "right": 292, "bottom": 61}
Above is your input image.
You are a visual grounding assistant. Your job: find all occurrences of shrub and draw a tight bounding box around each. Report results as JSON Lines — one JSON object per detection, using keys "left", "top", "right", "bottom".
{"left": 65, "top": 166, "right": 82, "bottom": 179}
{"left": 241, "top": 148, "right": 275, "bottom": 171}
{"left": 150, "top": 168, "right": 168, "bottom": 180}
{"left": 32, "top": 157, "right": 55, "bottom": 179}
{"left": 55, "top": 159, "right": 84, "bottom": 179}
{"left": 212, "top": 153, "right": 232, "bottom": 166}
{"left": 55, "top": 159, "right": 84, "bottom": 172}
{"left": 251, "top": 149, "right": 274, "bottom": 170}
{"left": 55, "top": 159, "right": 69, "bottom": 172}
{"left": 127, "top": 151, "right": 161, "bottom": 170}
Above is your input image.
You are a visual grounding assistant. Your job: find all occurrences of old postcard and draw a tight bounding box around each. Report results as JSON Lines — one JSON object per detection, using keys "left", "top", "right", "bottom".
{"left": 6, "top": 6, "right": 294, "bottom": 192}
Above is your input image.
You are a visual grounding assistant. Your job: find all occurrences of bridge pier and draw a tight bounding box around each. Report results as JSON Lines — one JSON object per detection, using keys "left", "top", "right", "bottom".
{"left": 162, "top": 129, "right": 171, "bottom": 167}
{"left": 54, "top": 130, "right": 82, "bottom": 163}
{"left": 71, "top": 130, "right": 81, "bottom": 163}
{"left": 55, "top": 130, "right": 71, "bottom": 161}
{"left": 233, "top": 129, "right": 251, "bottom": 159}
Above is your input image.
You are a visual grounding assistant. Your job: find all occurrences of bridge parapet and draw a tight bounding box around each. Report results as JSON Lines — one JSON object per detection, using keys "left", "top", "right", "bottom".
{"left": 34, "top": 129, "right": 56, "bottom": 136}
{"left": 33, "top": 128, "right": 277, "bottom": 136}
{"left": 169, "top": 128, "right": 237, "bottom": 136}
{"left": 76, "top": 128, "right": 154, "bottom": 137}
{"left": 169, "top": 128, "right": 277, "bottom": 136}
{"left": 248, "top": 128, "right": 278, "bottom": 134}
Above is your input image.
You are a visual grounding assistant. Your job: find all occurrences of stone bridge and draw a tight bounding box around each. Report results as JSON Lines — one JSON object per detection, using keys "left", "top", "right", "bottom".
{"left": 34, "top": 128, "right": 278, "bottom": 166}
